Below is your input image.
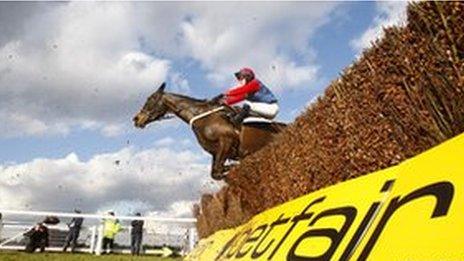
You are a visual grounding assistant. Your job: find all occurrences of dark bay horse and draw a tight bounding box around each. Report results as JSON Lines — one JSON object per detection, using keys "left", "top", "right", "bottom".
{"left": 133, "top": 82, "right": 286, "bottom": 180}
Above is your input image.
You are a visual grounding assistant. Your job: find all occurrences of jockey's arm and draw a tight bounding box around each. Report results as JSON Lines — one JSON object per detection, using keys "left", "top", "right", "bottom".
{"left": 224, "top": 93, "right": 246, "bottom": 105}
{"left": 226, "top": 79, "right": 260, "bottom": 97}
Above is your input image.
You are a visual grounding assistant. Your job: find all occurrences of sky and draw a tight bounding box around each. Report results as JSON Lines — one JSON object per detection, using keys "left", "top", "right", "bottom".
{"left": 0, "top": 1, "right": 408, "bottom": 218}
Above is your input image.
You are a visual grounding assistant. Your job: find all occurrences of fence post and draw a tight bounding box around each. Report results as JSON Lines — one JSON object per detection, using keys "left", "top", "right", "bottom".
{"left": 188, "top": 227, "right": 196, "bottom": 252}
{"left": 0, "top": 213, "right": 3, "bottom": 242}
{"left": 89, "top": 226, "right": 97, "bottom": 253}
{"left": 95, "top": 224, "right": 104, "bottom": 255}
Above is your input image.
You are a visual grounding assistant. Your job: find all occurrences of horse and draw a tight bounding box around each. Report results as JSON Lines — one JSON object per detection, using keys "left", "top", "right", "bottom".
{"left": 133, "top": 82, "right": 286, "bottom": 180}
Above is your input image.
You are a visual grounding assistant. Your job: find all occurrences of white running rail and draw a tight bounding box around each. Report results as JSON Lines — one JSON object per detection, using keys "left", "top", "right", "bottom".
{"left": 0, "top": 209, "right": 197, "bottom": 256}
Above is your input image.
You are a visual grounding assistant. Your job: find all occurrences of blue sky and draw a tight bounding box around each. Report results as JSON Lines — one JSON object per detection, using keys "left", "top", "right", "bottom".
{"left": 0, "top": 1, "right": 408, "bottom": 216}
{"left": 0, "top": 2, "right": 377, "bottom": 163}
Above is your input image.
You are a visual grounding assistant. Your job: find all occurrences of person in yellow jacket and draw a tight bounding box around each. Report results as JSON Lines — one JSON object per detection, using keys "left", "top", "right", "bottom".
{"left": 102, "top": 211, "right": 122, "bottom": 254}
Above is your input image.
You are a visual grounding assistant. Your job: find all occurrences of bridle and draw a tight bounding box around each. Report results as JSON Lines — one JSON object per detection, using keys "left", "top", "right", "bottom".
{"left": 143, "top": 94, "right": 228, "bottom": 126}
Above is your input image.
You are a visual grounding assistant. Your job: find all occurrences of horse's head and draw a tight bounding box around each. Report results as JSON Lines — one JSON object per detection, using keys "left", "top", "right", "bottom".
{"left": 133, "top": 82, "right": 169, "bottom": 128}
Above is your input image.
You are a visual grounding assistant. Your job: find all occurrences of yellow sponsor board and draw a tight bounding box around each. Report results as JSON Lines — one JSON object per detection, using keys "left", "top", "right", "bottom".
{"left": 363, "top": 134, "right": 464, "bottom": 260}
{"left": 187, "top": 133, "right": 464, "bottom": 260}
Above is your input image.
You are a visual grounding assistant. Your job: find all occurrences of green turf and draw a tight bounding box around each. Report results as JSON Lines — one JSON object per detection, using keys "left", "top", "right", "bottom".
{"left": 0, "top": 251, "right": 182, "bottom": 261}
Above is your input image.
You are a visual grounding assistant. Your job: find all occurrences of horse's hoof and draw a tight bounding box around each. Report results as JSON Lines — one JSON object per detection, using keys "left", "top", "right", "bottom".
{"left": 211, "top": 173, "right": 226, "bottom": 180}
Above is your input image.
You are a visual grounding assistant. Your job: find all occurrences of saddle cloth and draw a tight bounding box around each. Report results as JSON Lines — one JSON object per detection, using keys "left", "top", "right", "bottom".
{"left": 243, "top": 116, "right": 273, "bottom": 124}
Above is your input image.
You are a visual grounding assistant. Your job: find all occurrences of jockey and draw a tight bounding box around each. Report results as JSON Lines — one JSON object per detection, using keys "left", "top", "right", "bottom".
{"left": 220, "top": 67, "right": 279, "bottom": 125}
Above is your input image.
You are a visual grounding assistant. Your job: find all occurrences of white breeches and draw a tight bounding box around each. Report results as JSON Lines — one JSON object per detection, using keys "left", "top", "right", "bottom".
{"left": 245, "top": 101, "right": 279, "bottom": 119}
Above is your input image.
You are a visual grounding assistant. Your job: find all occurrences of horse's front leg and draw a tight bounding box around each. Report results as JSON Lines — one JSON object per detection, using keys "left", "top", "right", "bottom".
{"left": 221, "top": 161, "right": 239, "bottom": 173}
{"left": 211, "top": 138, "right": 234, "bottom": 180}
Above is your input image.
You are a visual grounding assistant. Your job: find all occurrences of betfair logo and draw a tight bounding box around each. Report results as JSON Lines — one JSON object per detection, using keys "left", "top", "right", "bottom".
{"left": 216, "top": 180, "right": 453, "bottom": 260}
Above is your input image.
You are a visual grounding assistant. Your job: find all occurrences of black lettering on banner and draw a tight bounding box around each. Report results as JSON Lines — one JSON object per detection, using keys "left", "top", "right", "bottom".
{"left": 267, "top": 196, "right": 326, "bottom": 260}
{"left": 287, "top": 206, "right": 357, "bottom": 261}
{"left": 215, "top": 232, "right": 241, "bottom": 260}
{"left": 191, "top": 239, "right": 215, "bottom": 260}
{"left": 215, "top": 229, "right": 250, "bottom": 260}
{"left": 380, "top": 179, "right": 395, "bottom": 192}
{"left": 251, "top": 214, "right": 290, "bottom": 259}
{"left": 216, "top": 213, "right": 291, "bottom": 260}
{"left": 339, "top": 203, "right": 380, "bottom": 260}
{"left": 215, "top": 233, "right": 239, "bottom": 260}
{"left": 340, "top": 179, "right": 395, "bottom": 260}
{"left": 359, "top": 181, "right": 454, "bottom": 260}
{"left": 236, "top": 225, "right": 268, "bottom": 258}
{"left": 225, "top": 229, "right": 252, "bottom": 258}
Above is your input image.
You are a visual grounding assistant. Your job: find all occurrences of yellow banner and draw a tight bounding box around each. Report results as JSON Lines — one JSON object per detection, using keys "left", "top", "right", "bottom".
{"left": 187, "top": 133, "right": 464, "bottom": 260}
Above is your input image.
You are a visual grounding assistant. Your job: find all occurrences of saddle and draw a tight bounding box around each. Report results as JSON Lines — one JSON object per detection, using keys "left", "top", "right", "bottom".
{"left": 242, "top": 117, "right": 285, "bottom": 133}
{"left": 209, "top": 99, "right": 284, "bottom": 131}
{"left": 221, "top": 106, "right": 284, "bottom": 132}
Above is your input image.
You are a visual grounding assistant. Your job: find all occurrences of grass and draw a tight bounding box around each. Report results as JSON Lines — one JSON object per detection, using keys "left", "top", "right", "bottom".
{"left": 0, "top": 251, "right": 182, "bottom": 261}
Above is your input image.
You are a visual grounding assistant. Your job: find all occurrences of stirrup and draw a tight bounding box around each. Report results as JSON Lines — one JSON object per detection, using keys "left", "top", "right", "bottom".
{"left": 231, "top": 111, "right": 249, "bottom": 126}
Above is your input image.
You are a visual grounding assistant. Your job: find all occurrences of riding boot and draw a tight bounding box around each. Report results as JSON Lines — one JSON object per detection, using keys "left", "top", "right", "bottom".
{"left": 231, "top": 104, "right": 250, "bottom": 126}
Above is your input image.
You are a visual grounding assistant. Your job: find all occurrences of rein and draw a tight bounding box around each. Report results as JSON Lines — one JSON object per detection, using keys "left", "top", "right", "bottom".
{"left": 189, "top": 106, "right": 225, "bottom": 128}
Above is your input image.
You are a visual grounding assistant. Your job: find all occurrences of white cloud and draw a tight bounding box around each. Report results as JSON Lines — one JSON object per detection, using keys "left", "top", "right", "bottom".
{"left": 0, "top": 2, "right": 340, "bottom": 138}
{"left": 0, "top": 112, "right": 69, "bottom": 138}
{"left": 0, "top": 2, "right": 174, "bottom": 138}
{"left": 351, "top": 1, "right": 409, "bottom": 53}
{"left": 154, "top": 137, "right": 175, "bottom": 147}
{"left": 0, "top": 145, "right": 216, "bottom": 217}
{"left": 262, "top": 57, "right": 319, "bottom": 92}
{"left": 177, "top": 2, "right": 338, "bottom": 90}
{"left": 147, "top": 200, "right": 196, "bottom": 219}
{"left": 101, "top": 124, "right": 125, "bottom": 138}
{"left": 169, "top": 72, "right": 190, "bottom": 93}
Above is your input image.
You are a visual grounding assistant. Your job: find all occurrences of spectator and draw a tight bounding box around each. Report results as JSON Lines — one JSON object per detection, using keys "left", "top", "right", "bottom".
{"left": 102, "top": 211, "right": 122, "bottom": 254}
{"left": 24, "top": 222, "right": 49, "bottom": 253}
{"left": 130, "top": 213, "right": 144, "bottom": 255}
{"left": 63, "top": 209, "right": 84, "bottom": 252}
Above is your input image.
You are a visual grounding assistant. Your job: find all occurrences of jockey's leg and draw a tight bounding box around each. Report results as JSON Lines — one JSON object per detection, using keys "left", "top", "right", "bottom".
{"left": 245, "top": 101, "right": 279, "bottom": 119}
{"left": 231, "top": 104, "right": 251, "bottom": 125}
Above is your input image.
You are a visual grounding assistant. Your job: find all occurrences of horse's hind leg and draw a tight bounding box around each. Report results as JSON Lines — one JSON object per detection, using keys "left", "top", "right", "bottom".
{"left": 211, "top": 138, "right": 234, "bottom": 180}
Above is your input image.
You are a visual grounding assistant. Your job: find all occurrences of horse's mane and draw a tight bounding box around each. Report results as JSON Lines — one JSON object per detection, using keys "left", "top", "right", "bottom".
{"left": 168, "top": 92, "right": 233, "bottom": 113}
{"left": 170, "top": 93, "right": 208, "bottom": 103}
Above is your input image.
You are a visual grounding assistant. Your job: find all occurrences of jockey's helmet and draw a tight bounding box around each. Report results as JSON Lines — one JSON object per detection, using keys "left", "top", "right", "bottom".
{"left": 234, "top": 67, "right": 255, "bottom": 83}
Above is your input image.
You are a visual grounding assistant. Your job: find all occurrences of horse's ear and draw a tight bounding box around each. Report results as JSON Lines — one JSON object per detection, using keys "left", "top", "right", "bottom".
{"left": 157, "top": 82, "right": 166, "bottom": 92}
